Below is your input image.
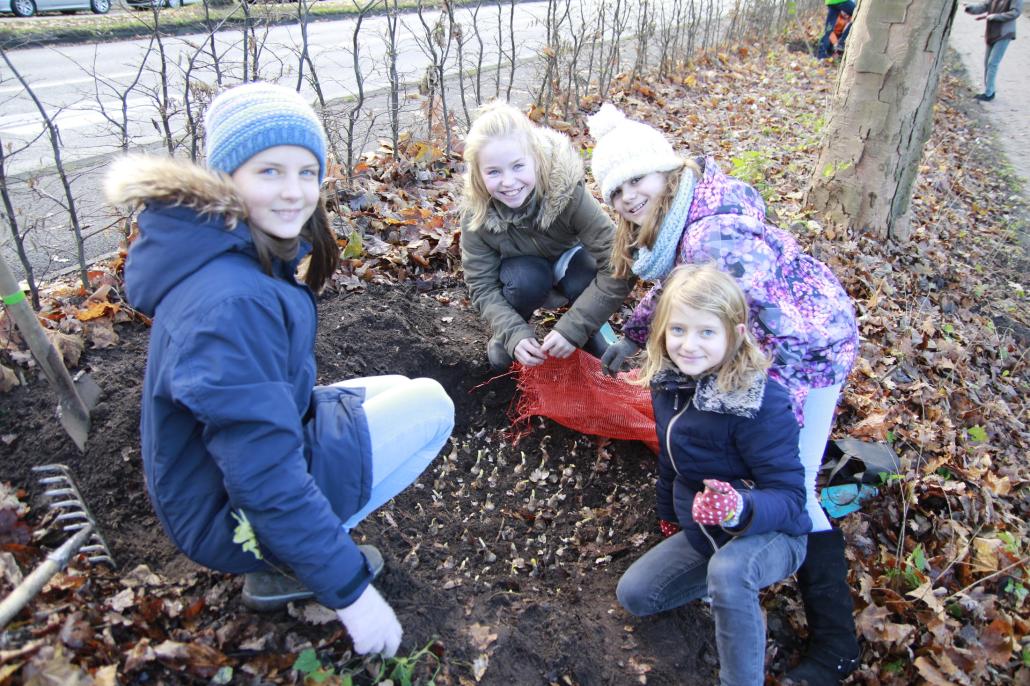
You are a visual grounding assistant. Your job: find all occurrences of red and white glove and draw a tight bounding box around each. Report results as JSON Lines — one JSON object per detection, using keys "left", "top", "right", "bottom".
{"left": 336, "top": 584, "right": 403, "bottom": 657}
{"left": 659, "top": 519, "right": 681, "bottom": 538}
{"left": 692, "top": 479, "right": 744, "bottom": 527}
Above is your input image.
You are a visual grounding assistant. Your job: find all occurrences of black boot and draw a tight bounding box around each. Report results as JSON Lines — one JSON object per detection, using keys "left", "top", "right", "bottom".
{"left": 784, "top": 529, "right": 860, "bottom": 685}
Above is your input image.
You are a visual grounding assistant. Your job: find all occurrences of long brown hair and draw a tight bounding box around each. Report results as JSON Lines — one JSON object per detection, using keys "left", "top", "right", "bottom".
{"left": 609, "top": 160, "right": 702, "bottom": 279}
{"left": 634, "top": 264, "right": 769, "bottom": 391}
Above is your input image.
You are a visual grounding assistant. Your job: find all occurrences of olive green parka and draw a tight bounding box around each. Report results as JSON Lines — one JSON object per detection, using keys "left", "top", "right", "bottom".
{"left": 460, "top": 128, "right": 633, "bottom": 355}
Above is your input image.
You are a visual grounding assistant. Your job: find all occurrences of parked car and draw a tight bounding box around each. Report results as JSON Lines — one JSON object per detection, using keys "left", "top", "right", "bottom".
{"left": 124, "top": 0, "right": 198, "bottom": 9}
{"left": 6, "top": 0, "right": 109, "bottom": 16}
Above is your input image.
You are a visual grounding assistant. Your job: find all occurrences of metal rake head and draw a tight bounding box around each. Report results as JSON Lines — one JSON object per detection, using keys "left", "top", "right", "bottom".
{"left": 31, "top": 464, "right": 115, "bottom": 567}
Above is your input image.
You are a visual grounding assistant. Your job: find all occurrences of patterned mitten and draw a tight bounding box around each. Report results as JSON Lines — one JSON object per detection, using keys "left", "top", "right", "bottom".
{"left": 658, "top": 519, "right": 681, "bottom": 538}
{"left": 691, "top": 479, "right": 744, "bottom": 526}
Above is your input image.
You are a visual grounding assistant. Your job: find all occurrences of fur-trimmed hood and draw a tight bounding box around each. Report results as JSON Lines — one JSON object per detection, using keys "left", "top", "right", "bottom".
{"left": 652, "top": 368, "right": 767, "bottom": 419}
{"left": 481, "top": 127, "right": 585, "bottom": 234}
{"left": 107, "top": 155, "right": 261, "bottom": 317}
{"left": 105, "top": 155, "right": 246, "bottom": 223}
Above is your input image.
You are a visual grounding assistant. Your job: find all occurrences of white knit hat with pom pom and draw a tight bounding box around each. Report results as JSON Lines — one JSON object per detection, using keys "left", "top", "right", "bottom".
{"left": 587, "top": 103, "right": 684, "bottom": 204}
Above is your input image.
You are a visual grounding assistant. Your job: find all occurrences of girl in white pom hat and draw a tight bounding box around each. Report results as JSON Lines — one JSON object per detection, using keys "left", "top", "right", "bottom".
{"left": 587, "top": 102, "right": 861, "bottom": 685}
{"left": 460, "top": 101, "right": 634, "bottom": 370}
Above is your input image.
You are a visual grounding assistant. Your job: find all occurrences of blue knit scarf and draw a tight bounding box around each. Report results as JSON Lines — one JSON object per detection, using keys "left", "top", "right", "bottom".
{"left": 631, "top": 169, "right": 698, "bottom": 281}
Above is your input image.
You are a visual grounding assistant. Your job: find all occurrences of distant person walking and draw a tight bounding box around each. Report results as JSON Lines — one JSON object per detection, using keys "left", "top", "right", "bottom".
{"left": 817, "top": 0, "right": 855, "bottom": 59}
{"left": 964, "top": 0, "right": 1024, "bottom": 101}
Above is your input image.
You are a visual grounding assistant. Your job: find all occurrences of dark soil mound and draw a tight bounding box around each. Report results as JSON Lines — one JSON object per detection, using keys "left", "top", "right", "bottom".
{"left": 0, "top": 284, "right": 727, "bottom": 685}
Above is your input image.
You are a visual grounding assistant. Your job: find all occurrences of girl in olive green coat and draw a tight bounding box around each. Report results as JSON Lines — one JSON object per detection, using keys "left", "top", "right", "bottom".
{"left": 460, "top": 102, "right": 633, "bottom": 370}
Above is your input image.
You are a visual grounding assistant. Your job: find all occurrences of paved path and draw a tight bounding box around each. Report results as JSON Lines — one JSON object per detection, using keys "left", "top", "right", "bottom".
{"left": 948, "top": 7, "right": 1030, "bottom": 195}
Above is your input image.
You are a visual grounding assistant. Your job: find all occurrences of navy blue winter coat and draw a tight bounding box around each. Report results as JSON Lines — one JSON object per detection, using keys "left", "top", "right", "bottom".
{"left": 110, "top": 157, "right": 375, "bottom": 609}
{"left": 651, "top": 368, "right": 811, "bottom": 555}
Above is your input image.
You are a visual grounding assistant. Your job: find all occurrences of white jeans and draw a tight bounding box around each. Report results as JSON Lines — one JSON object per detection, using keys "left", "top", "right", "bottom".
{"left": 329, "top": 375, "right": 454, "bottom": 530}
{"left": 799, "top": 383, "right": 843, "bottom": 532}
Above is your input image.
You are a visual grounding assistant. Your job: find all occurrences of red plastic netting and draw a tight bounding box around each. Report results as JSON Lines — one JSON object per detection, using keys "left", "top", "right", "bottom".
{"left": 512, "top": 349, "right": 659, "bottom": 454}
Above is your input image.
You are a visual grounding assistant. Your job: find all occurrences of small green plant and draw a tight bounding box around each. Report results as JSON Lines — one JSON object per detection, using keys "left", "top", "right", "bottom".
{"left": 998, "top": 531, "right": 1020, "bottom": 554}
{"left": 1004, "top": 579, "right": 1027, "bottom": 606}
{"left": 966, "top": 425, "right": 988, "bottom": 444}
{"left": 878, "top": 471, "right": 903, "bottom": 485}
{"left": 730, "top": 150, "right": 774, "bottom": 187}
{"left": 882, "top": 658, "right": 906, "bottom": 674}
{"left": 292, "top": 640, "right": 443, "bottom": 686}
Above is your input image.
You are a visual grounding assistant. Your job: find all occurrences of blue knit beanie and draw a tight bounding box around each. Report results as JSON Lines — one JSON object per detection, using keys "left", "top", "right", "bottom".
{"left": 205, "top": 82, "right": 327, "bottom": 182}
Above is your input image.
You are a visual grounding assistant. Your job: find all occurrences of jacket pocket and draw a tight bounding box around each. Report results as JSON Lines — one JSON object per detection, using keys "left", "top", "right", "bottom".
{"left": 303, "top": 385, "right": 374, "bottom": 522}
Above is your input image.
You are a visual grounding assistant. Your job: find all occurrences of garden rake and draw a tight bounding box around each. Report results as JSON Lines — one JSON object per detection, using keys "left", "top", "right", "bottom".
{"left": 32, "top": 464, "right": 114, "bottom": 567}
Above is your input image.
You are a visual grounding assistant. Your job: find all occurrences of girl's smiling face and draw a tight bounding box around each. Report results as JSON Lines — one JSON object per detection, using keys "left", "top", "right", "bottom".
{"left": 231, "top": 145, "right": 320, "bottom": 239}
{"left": 478, "top": 135, "right": 537, "bottom": 208}
{"left": 665, "top": 303, "right": 743, "bottom": 377}
{"left": 611, "top": 172, "right": 668, "bottom": 225}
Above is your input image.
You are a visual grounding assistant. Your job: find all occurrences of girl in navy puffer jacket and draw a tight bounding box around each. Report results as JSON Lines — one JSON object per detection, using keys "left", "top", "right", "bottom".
{"left": 106, "top": 83, "right": 454, "bottom": 658}
{"left": 616, "top": 265, "right": 809, "bottom": 686}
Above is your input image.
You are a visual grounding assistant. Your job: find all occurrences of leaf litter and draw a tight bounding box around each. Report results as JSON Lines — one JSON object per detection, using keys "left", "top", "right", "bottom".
{"left": 1, "top": 27, "right": 1029, "bottom": 686}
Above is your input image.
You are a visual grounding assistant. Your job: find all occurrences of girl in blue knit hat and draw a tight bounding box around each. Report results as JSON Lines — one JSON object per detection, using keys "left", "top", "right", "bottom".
{"left": 105, "top": 82, "right": 454, "bottom": 658}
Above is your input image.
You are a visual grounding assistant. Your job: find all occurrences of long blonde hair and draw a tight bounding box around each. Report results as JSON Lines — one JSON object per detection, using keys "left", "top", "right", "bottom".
{"left": 460, "top": 102, "right": 547, "bottom": 229}
{"left": 635, "top": 264, "right": 770, "bottom": 390}
{"left": 610, "top": 161, "right": 702, "bottom": 279}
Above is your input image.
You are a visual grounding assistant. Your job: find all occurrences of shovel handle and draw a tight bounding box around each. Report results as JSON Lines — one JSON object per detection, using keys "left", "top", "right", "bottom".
{"left": 0, "top": 256, "right": 91, "bottom": 449}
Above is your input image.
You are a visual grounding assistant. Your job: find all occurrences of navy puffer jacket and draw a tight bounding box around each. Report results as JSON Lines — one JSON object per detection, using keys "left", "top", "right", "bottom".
{"left": 651, "top": 369, "right": 811, "bottom": 555}
{"left": 109, "top": 156, "right": 376, "bottom": 609}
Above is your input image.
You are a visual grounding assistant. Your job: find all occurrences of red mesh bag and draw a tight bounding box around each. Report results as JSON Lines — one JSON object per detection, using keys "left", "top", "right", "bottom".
{"left": 512, "top": 349, "right": 659, "bottom": 454}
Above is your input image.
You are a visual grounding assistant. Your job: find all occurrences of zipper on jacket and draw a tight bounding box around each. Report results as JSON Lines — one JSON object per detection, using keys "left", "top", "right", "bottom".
{"left": 664, "top": 390, "right": 689, "bottom": 477}
{"left": 700, "top": 523, "right": 719, "bottom": 554}
{"left": 665, "top": 385, "right": 718, "bottom": 554}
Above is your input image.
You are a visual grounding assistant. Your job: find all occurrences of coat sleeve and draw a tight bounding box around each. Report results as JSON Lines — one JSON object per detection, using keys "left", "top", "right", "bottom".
{"left": 622, "top": 282, "right": 663, "bottom": 347}
{"left": 989, "top": 0, "right": 1021, "bottom": 20}
{"left": 965, "top": 2, "right": 988, "bottom": 13}
{"left": 551, "top": 184, "right": 635, "bottom": 347}
{"left": 175, "top": 295, "right": 372, "bottom": 609}
{"left": 727, "top": 384, "right": 807, "bottom": 536}
{"left": 460, "top": 218, "right": 536, "bottom": 355}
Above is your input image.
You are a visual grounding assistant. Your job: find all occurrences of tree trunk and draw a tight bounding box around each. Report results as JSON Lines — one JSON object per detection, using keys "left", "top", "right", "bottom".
{"left": 805, "top": 0, "right": 957, "bottom": 242}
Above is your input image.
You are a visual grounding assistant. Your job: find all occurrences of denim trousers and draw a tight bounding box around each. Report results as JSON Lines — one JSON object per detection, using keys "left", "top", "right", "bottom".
{"left": 983, "top": 39, "right": 1012, "bottom": 97}
{"left": 498, "top": 246, "right": 597, "bottom": 321}
{"left": 818, "top": 1, "right": 856, "bottom": 58}
{"left": 798, "top": 383, "right": 843, "bottom": 532}
{"left": 618, "top": 531, "right": 807, "bottom": 686}
{"left": 328, "top": 375, "right": 455, "bottom": 530}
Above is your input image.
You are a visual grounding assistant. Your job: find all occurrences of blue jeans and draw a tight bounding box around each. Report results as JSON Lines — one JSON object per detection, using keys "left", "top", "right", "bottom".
{"left": 798, "top": 383, "right": 843, "bottom": 532}
{"left": 983, "top": 39, "right": 1011, "bottom": 97}
{"left": 498, "top": 247, "right": 597, "bottom": 321}
{"left": 818, "top": 1, "right": 855, "bottom": 58}
{"left": 618, "top": 531, "right": 807, "bottom": 686}
{"left": 328, "top": 376, "right": 455, "bottom": 530}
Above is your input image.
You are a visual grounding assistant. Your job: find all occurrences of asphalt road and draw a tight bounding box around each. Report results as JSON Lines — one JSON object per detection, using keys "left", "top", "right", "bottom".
{"left": 0, "top": 0, "right": 559, "bottom": 282}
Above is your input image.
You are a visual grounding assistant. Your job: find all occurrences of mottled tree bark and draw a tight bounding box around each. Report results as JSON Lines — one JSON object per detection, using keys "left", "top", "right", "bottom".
{"left": 805, "top": 0, "right": 958, "bottom": 242}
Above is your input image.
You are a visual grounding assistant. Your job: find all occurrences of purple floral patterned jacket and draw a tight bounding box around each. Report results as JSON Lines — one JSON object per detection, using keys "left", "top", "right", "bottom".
{"left": 623, "top": 159, "right": 858, "bottom": 424}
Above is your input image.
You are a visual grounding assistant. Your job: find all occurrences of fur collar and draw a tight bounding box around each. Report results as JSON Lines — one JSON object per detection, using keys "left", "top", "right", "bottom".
{"left": 653, "top": 368, "right": 767, "bottom": 418}
{"left": 104, "top": 155, "right": 246, "bottom": 227}
{"left": 481, "top": 127, "right": 584, "bottom": 234}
